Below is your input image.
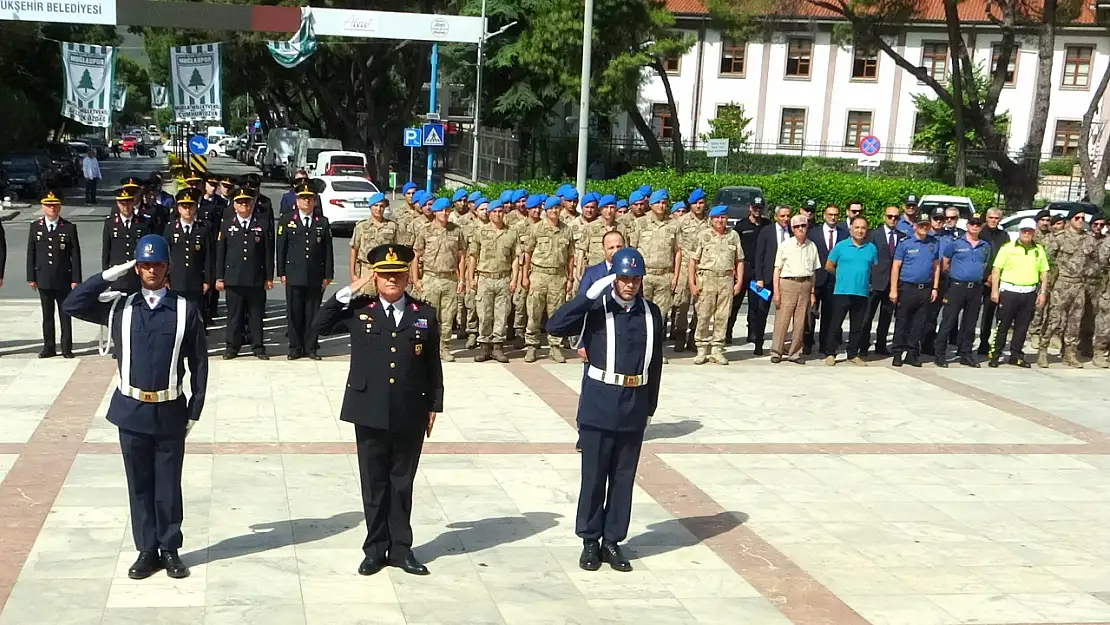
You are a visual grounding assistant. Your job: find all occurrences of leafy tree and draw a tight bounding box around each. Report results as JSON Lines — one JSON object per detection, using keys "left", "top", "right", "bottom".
{"left": 699, "top": 103, "right": 752, "bottom": 147}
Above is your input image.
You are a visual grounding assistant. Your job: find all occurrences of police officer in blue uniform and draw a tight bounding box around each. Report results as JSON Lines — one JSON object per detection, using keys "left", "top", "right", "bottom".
{"left": 547, "top": 247, "right": 663, "bottom": 572}
{"left": 933, "top": 216, "right": 992, "bottom": 367}
{"left": 889, "top": 213, "right": 941, "bottom": 367}
{"left": 63, "top": 234, "right": 208, "bottom": 581}
{"left": 101, "top": 187, "right": 152, "bottom": 294}
{"left": 313, "top": 244, "right": 443, "bottom": 577}
{"left": 922, "top": 207, "right": 963, "bottom": 354}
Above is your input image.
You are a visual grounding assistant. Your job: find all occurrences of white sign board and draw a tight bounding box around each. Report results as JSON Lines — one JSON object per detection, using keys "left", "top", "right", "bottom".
{"left": 857, "top": 156, "right": 882, "bottom": 167}
{"left": 1, "top": 0, "right": 115, "bottom": 25}
{"left": 706, "top": 138, "right": 729, "bottom": 158}
{"left": 312, "top": 9, "right": 484, "bottom": 44}
{"left": 170, "top": 43, "right": 223, "bottom": 123}
{"left": 60, "top": 42, "right": 116, "bottom": 128}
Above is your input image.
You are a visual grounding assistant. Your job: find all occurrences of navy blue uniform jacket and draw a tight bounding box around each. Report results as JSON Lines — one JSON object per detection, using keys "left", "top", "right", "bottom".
{"left": 546, "top": 290, "right": 663, "bottom": 432}
{"left": 63, "top": 274, "right": 208, "bottom": 435}
{"left": 577, "top": 261, "right": 608, "bottom": 297}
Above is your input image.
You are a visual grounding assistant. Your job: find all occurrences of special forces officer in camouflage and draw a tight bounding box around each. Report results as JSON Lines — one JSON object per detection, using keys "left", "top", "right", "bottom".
{"left": 630, "top": 189, "right": 682, "bottom": 363}
{"left": 577, "top": 194, "right": 626, "bottom": 272}
{"left": 522, "top": 195, "right": 576, "bottom": 363}
{"left": 349, "top": 192, "right": 400, "bottom": 296}
{"left": 459, "top": 197, "right": 492, "bottom": 348}
{"left": 413, "top": 197, "right": 467, "bottom": 362}
{"left": 405, "top": 191, "right": 435, "bottom": 248}
{"left": 618, "top": 189, "right": 648, "bottom": 231}
{"left": 673, "top": 188, "right": 710, "bottom": 352}
{"left": 510, "top": 194, "right": 543, "bottom": 344}
{"left": 1093, "top": 235, "right": 1110, "bottom": 367}
{"left": 1040, "top": 206, "right": 1101, "bottom": 368}
{"left": 467, "top": 201, "right": 520, "bottom": 363}
{"left": 688, "top": 205, "right": 744, "bottom": 365}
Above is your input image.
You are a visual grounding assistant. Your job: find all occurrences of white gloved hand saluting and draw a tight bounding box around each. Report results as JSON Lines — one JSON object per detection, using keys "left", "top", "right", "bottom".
{"left": 102, "top": 259, "right": 137, "bottom": 282}
{"left": 586, "top": 273, "right": 617, "bottom": 300}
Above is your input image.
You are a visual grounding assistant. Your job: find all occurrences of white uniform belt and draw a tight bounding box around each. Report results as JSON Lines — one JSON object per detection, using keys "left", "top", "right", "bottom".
{"left": 117, "top": 292, "right": 187, "bottom": 404}
{"left": 1000, "top": 282, "right": 1037, "bottom": 294}
{"left": 586, "top": 365, "right": 649, "bottom": 387}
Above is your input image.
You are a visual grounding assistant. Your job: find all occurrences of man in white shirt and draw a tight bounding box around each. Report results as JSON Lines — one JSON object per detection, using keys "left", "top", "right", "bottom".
{"left": 82, "top": 149, "right": 102, "bottom": 205}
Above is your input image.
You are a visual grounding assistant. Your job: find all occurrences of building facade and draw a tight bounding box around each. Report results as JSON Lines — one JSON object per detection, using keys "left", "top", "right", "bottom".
{"left": 631, "top": 3, "right": 1110, "bottom": 163}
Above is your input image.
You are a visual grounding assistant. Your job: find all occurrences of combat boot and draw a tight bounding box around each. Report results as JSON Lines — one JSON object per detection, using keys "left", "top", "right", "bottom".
{"left": 474, "top": 344, "right": 491, "bottom": 362}
{"left": 492, "top": 343, "right": 510, "bottom": 363}
{"left": 710, "top": 347, "right": 729, "bottom": 365}
{"left": 1036, "top": 347, "right": 1049, "bottom": 368}
{"left": 1092, "top": 351, "right": 1110, "bottom": 368}
{"left": 693, "top": 347, "right": 709, "bottom": 365}
{"left": 523, "top": 346, "right": 537, "bottom": 363}
{"left": 440, "top": 347, "right": 455, "bottom": 363}
{"left": 465, "top": 334, "right": 478, "bottom": 350}
{"left": 1063, "top": 346, "right": 1084, "bottom": 368}
{"left": 549, "top": 346, "right": 566, "bottom": 363}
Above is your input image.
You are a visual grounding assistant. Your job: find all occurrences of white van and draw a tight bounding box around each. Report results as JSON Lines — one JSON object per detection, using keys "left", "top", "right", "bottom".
{"left": 294, "top": 138, "right": 344, "bottom": 176}
{"left": 263, "top": 128, "right": 308, "bottom": 179}
{"left": 312, "top": 150, "right": 368, "bottom": 177}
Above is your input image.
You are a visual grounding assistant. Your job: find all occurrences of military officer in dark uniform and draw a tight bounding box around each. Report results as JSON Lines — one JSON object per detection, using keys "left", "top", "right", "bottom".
{"left": 547, "top": 247, "right": 663, "bottom": 573}
{"left": 277, "top": 179, "right": 334, "bottom": 360}
{"left": 140, "top": 174, "right": 175, "bottom": 234}
{"left": 242, "top": 173, "right": 274, "bottom": 223}
{"left": 26, "top": 191, "right": 82, "bottom": 358}
{"left": 313, "top": 244, "right": 443, "bottom": 578}
{"left": 164, "top": 188, "right": 214, "bottom": 318}
{"left": 63, "top": 234, "right": 207, "bottom": 581}
{"left": 101, "top": 187, "right": 152, "bottom": 294}
{"left": 216, "top": 187, "right": 274, "bottom": 359}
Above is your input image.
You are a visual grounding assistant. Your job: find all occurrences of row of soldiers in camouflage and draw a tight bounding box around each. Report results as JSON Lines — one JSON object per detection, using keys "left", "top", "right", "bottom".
{"left": 1027, "top": 208, "right": 1110, "bottom": 368}
{"left": 347, "top": 183, "right": 739, "bottom": 364}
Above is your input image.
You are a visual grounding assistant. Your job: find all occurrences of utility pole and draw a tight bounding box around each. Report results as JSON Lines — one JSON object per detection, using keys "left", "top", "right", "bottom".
{"left": 575, "top": 0, "right": 594, "bottom": 197}
{"left": 470, "top": 9, "right": 516, "bottom": 183}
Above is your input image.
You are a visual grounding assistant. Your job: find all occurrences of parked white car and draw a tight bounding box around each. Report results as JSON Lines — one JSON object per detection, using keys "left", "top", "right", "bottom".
{"left": 918, "top": 194, "right": 976, "bottom": 230}
{"left": 313, "top": 176, "right": 381, "bottom": 229}
{"left": 999, "top": 203, "right": 1097, "bottom": 241}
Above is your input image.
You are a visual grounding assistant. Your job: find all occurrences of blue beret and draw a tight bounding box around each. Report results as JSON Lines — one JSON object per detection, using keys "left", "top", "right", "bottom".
{"left": 498, "top": 190, "right": 513, "bottom": 204}
{"left": 509, "top": 189, "right": 526, "bottom": 203}
{"left": 649, "top": 189, "right": 669, "bottom": 204}
{"left": 628, "top": 190, "right": 644, "bottom": 204}
{"left": 582, "top": 192, "right": 600, "bottom": 206}
{"left": 475, "top": 197, "right": 490, "bottom": 209}
{"left": 598, "top": 194, "right": 616, "bottom": 207}
{"left": 402, "top": 181, "right": 417, "bottom": 193}
{"left": 638, "top": 185, "right": 652, "bottom": 195}
{"left": 556, "top": 183, "right": 572, "bottom": 195}
{"left": 616, "top": 199, "right": 628, "bottom": 209}
{"left": 452, "top": 188, "right": 468, "bottom": 202}
{"left": 431, "top": 197, "right": 451, "bottom": 212}
{"left": 467, "top": 190, "right": 483, "bottom": 202}
{"left": 688, "top": 188, "right": 705, "bottom": 204}
{"left": 543, "top": 196, "right": 562, "bottom": 210}
{"left": 367, "top": 192, "right": 385, "bottom": 205}
{"left": 560, "top": 187, "right": 579, "bottom": 202}
{"left": 525, "top": 195, "right": 544, "bottom": 210}
{"left": 670, "top": 201, "right": 686, "bottom": 213}
{"left": 412, "top": 190, "right": 428, "bottom": 205}
{"left": 708, "top": 204, "right": 728, "bottom": 218}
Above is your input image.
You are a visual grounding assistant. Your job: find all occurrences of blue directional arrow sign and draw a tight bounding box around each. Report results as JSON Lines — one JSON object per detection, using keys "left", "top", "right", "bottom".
{"left": 858, "top": 135, "right": 881, "bottom": 157}
{"left": 422, "top": 123, "right": 445, "bottom": 147}
{"left": 188, "top": 135, "right": 209, "bottom": 156}
{"left": 403, "top": 127, "right": 423, "bottom": 148}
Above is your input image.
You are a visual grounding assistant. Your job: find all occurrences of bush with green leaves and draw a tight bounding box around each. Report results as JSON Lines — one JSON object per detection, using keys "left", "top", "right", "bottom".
{"left": 1039, "top": 157, "right": 1077, "bottom": 177}
{"left": 454, "top": 170, "right": 999, "bottom": 225}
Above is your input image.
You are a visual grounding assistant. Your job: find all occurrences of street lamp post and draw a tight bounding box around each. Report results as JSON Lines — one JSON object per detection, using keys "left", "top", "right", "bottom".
{"left": 470, "top": 5, "right": 516, "bottom": 183}
{"left": 575, "top": 0, "right": 594, "bottom": 197}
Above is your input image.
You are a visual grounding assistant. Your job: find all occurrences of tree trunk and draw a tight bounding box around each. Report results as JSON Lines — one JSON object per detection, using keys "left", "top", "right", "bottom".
{"left": 944, "top": 0, "right": 967, "bottom": 187}
{"left": 1016, "top": 0, "right": 1059, "bottom": 208}
{"left": 653, "top": 59, "right": 685, "bottom": 174}
{"left": 624, "top": 100, "right": 666, "bottom": 166}
{"left": 1079, "top": 56, "right": 1110, "bottom": 205}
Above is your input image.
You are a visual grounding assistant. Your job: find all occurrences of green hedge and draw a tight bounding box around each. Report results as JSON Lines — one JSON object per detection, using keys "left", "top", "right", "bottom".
{"left": 456, "top": 170, "right": 999, "bottom": 225}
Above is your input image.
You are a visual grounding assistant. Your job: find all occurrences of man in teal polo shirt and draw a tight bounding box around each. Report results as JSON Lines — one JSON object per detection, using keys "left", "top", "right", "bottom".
{"left": 823, "top": 216, "right": 878, "bottom": 365}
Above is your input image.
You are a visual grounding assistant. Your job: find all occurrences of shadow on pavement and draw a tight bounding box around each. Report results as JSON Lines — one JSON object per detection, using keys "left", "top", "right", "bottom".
{"left": 625, "top": 511, "right": 749, "bottom": 560}
{"left": 414, "top": 511, "right": 563, "bottom": 563}
{"left": 643, "top": 418, "right": 703, "bottom": 442}
{"left": 184, "top": 510, "right": 364, "bottom": 566}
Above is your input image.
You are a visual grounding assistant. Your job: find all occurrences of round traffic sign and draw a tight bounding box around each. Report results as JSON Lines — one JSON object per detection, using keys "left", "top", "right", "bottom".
{"left": 188, "top": 135, "right": 209, "bottom": 156}
{"left": 859, "top": 135, "right": 881, "bottom": 157}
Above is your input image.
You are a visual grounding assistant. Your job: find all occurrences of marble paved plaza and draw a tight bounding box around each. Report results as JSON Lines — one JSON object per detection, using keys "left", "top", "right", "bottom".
{"left": 2, "top": 350, "right": 1110, "bottom": 625}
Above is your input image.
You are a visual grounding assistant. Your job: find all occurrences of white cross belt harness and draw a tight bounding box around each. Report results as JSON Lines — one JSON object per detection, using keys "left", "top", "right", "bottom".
{"left": 117, "top": 292, "right": 188, "bottom": 403}
{"left": 585, "top": 294, "right": 654, "bottom": 388}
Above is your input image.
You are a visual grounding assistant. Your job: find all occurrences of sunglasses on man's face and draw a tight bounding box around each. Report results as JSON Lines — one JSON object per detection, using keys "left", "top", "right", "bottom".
{"left": 884, "top": 214, "right": 898, "bottom": 220}
{"left": 1072, "top": 216, "right": 1085, "bottom": 222}
{"left": 931, "top": 216, "right": 943, "bottom": 222}
{"left": 791, "top": 224, "right": 807, "bottom": 230}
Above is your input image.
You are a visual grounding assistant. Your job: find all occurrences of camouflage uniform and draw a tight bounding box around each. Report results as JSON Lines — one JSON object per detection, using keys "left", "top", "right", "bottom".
{"left": 391, "top": 204, "right": 416, "bottom": 241}
{"left": 503, "top": 208, "right": 526, "bottom": 229}
{"left": 349, "top": 217, "right": 400, "bottom": 296}
{"left": 1042, "top": 229, "right": 1101, "bottom": 366}
{"left": 1030, "top": 229, "right": 1055, "bottom": 343}
{"left": 414, "top": 221, "right": 466, "bottom": 359}
{"left": 449, "top": 210, "right": 476, "bottom": 340}
{"left": 522, "top": 219, "right": 574, "bottom": 360}
{"left": 630, "top": 213, "right": 681, "bottom": 342}
{"left": 690, "top": 228, "right": 743, "bottom": 364}
{"left": 1093, "top": 238, "right": 1110, "bottom": 367}
{"left": 460, "top": 216, "right": 489, "bottom": 343}
{"left": 508, "top": 217, "right": 536, "bottom": 341}
{"left": 674, "top": 212, "right": 711, "bottom": 349}
{"left": 469, "top": 223, "right": 519, "bottom": 357}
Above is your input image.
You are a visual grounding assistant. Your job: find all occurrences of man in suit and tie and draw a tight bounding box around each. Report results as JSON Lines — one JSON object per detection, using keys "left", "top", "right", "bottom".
{"left": 861, "top": 206, "right": 906, "bottom": 357}
{"left": 751, "top": 205, "right": 793, "bottom": 355}
{"left": 806, "top": 204, "right": 849, "bottom": 356}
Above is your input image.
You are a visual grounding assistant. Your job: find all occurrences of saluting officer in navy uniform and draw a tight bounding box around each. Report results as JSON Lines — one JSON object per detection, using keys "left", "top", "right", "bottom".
{"left": 277, "top": 179, "right": 334, "bottom": 360}
{"left": 26, "top": 191, "right": 82, "bottom": 358}
{"left": 164, "top": 188, "right": 214, "bottom": 319}
{"left": 313, "top": 244, "right": 442, "bottom": 578}
{"left": 63, "top": 234, "right": 208, "bottom": 581}
{"left": 102, "top": 187, "right": 152, "bottom": 294}
{"left": 216, "top": 187, "right": 274, "bottom": 359}
{"left": 547, "top": 247, "right": 663, "bottom": 573}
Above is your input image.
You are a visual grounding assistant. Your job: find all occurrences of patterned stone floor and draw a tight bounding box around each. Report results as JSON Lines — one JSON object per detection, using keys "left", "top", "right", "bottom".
{"left": 2, "top": 327, "right": 1110, "bottom": 623}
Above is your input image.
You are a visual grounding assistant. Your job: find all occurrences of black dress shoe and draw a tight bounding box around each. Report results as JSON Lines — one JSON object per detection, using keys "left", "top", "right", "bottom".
{"left": 802, "top": 345, "right": 813, "bottom": 356}
{"left": 1008, "top": 356, "right": 1031, "bottom": 369}
{"left": 358, "top": 556, "right": 386, "bottom": 576}
{"left": 287, "top": 352, "right": 302, "bottom": 361}
{"left": 222, "top": 351, "right": 238, "bottom": 360}
{"left": 161, "top": 550, "right": 189, "bottom": 579}
{"left": 127, "top": 550, "right": 162, "bottom": 580}
{"left": 392, "top": 553, "right": 429, "bottom": 575}
{"left": 934, "top": 357, "right": 948, "bottom": 368}
{"left": 579, "top": 541, "right": 601, "bottom": 571}
{"left": 61, "top": 351, "right": 75, "bottom": 359}
{"left": 253, "top": 351, "right": 270, "bottom": 361}
{"left": 906, "top": 355, "right": 922, "bottom": 368}
{"left": 308, "top": 351, "right": 322, "bottom": 361}
{"left": 892, "top": 352, "right": 903, "bottom": 367}
{"left": 38, "top": 349, "right": 57, "bottom": 359}
{"left": 875, "top": 347, "right": 891, "bottom": 357}
{"left": 600, "top": 540, "right": 632, "bottom": 572}
{"left": 959, "top": 355, "right": 980, "bottom": 368}
{"left": 753, "top": 345, "right": 764, "bottom": 356}
{"left": 988, "top": 356, "right": 1001, "bottom": 368}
